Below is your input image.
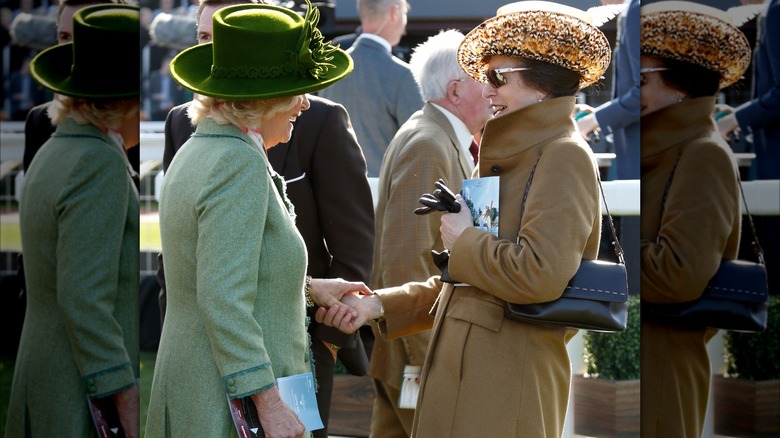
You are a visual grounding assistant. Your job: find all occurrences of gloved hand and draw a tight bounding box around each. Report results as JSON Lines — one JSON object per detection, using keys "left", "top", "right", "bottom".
{"left": 414, "top": 179, "right": 462, "bottom": 215}
{"left": 431, "top": 249, "right": 456, "bottom": 284}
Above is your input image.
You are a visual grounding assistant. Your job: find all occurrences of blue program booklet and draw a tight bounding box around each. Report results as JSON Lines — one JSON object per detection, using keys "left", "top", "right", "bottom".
{"left": 461, "top": 176, "right": 500, "bottom": 236}
{"left": 276, "top": 372, "right": 324, "bottom": 431}
{"left": 228, "top": 372, "right": 323, "bottom": 438}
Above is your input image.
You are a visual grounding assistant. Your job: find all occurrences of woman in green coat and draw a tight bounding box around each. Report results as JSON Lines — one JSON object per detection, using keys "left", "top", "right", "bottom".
{"left": 144, "top": 3, "right": 367, "bottom": 437}
{"left": 5, "top": 5, "right": 141, "bottom": 437}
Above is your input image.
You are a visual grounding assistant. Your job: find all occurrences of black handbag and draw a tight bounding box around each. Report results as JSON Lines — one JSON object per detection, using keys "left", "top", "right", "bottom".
{"left": 641, "top": 157, "right": 768, "bottom": 332}
{"left": 503, "top": 156, "right": 629, "bottom": 332}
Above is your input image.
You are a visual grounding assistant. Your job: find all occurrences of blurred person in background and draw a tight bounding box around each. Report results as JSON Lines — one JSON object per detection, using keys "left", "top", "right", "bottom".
{"left": 318, "top": 0, "right": 423, "bottom": 177}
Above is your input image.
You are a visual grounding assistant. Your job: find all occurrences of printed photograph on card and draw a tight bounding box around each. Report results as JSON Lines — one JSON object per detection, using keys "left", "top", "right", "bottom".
{"left": 461, "top": 176, "right": 500, "bottom": 236}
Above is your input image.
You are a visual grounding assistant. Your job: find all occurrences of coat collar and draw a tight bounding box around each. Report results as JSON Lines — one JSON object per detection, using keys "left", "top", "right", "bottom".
{"left": 640, "top": 96, "right": 717, "bottom": 159}
{"left": 353, "top": 33, "right": 392, "bottom": 53}
{"left": 479, "top": 96, "right": 577, "bottom": 161}
{"left": 55, "top": 118, "right": 114, "bottom": 144}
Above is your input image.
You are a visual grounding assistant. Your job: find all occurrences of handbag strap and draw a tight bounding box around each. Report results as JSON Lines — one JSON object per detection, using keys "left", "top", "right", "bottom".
{"left": 660, "top": 154, "right": 765, "bottom": 265}
{"left": 520, "top": 155, "right": 625, "bottom": 264}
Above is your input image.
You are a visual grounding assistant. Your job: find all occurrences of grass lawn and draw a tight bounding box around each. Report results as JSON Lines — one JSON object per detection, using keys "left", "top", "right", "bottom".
{"left": 0, "top": 352, "right": 157, "bottom": 436}
{"left": 140, "top": 350, "right": 156, "bottom": 437}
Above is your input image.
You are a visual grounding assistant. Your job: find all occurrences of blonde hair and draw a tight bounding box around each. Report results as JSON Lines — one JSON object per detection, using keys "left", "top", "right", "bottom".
{"left": 188, "top": 94, "right": 299, "bottom": 130}
{"left": 47, "top": 94, "right": 139, "bottom": 129}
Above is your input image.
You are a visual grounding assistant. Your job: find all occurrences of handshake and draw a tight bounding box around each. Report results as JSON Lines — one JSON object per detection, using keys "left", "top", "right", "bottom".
{"left": 308, "top": 278, "right": 383, "bottom": 334}
{"left": 313, "top": 179, "right": 466, "bottom": 332}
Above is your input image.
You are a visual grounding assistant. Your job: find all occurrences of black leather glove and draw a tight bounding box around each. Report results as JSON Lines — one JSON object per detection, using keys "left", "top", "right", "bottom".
{"left": 414, "top": 179, "right": 462, "bottom": 215}
{"left": 415, "top": 180, "right": 462, "bottom": 283}
{"left": 431, "top": 249, "right": 456, "bottom": 283}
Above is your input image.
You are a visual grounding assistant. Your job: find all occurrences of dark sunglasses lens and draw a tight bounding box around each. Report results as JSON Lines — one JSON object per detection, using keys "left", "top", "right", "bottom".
{"left": 487, "top": 69, "right": 505, "bottom": 88}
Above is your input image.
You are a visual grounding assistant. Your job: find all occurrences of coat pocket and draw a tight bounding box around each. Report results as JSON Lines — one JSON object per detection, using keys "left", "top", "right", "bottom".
{"left": 446, "top": 296, "right": 504, "bottom": 333}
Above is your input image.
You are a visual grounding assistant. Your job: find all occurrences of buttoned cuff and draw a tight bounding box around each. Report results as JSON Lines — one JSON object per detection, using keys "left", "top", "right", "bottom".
{"left": 82, "top": 363, "right": 136, "bottom": 399}
{"left": 223, "top": 362, "right": 276, "bottom": 399}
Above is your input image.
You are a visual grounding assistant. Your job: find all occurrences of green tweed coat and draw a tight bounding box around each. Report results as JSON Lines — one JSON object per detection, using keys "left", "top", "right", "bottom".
{"left": 6, "top": 119, "right": 140, "bottom": 437}
{"left": 145, "top": 119, "right": 312, "bottom": 437}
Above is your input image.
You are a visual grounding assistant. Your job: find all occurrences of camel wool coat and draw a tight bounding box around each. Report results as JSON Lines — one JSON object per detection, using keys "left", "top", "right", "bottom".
{"left": 640, "top": 97, "right": 741, "bottom": 437}
{"left": 145, "top": 119, "right": 311, "bottom": 437}
{"left": 376, "top": 97, "right": 602, "bottom": 438}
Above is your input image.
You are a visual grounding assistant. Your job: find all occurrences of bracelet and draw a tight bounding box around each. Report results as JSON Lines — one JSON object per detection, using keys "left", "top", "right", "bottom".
{"left": 304, "top": 275, "right": 314, "bottom": 308}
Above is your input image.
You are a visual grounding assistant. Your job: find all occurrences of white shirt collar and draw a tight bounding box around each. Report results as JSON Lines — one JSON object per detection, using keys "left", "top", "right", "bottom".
{"left": 356, "top": 33, "right": 392, "bottom": 54}
{"left": 430, "top": 102, "right": 475, "bottom": 172}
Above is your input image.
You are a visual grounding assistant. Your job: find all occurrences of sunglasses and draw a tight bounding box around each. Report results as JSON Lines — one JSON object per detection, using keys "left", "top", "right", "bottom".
{"left": 640, "top": 67, "right": 669, "bottom": 86}
{"left": 486, "top": 67, "right": 531, "bottom": 88}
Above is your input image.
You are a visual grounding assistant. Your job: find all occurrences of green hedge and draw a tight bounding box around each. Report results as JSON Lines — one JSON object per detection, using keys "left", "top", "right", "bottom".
{"left": 724, "top": 294, "right": 780, "bottom": 381}
{"left": 583, "top": 295, "right": 641, "bottom": 380}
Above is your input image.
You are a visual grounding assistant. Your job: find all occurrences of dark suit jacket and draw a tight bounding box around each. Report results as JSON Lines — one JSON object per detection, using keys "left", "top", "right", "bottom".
{"left": 160, "top": 95, "right": 374, "bottom": 374}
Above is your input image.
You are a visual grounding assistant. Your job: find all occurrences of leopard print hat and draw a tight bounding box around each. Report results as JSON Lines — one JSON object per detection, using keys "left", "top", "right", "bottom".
{"left": 457, "top": 1, "right": 613, "bottom": 89}
{"left": 641, "top": 1, "right": 753, "bottom": 89}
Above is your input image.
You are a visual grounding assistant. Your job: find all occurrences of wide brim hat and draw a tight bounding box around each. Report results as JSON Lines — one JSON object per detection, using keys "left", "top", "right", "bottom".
{"left": 170, "top": 1, "right": 352, "bottom": 100}
{"left": 641, "top": 1, "right": 752, "bottom": 89}
{"left": 29, "top": 4, "right": 139, "bottom": 99}
{"left": 458, "top": 1, "right": 614, "bottom": 89}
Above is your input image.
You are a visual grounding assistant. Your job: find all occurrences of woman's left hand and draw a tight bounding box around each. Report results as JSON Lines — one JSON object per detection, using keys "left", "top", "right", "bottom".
{"left": 441, "top": 194, "right": 474, "bottom": 250}
{"left": 308, "top": 278, "right": 372, "bottom": 308}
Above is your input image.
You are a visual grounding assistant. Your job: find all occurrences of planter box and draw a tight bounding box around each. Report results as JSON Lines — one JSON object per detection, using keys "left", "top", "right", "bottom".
{"left": 328, "top": 374, "right": 375, "bottom": 437}
{"left": 573, "top": 375, "right": 640, "bottom": 438}
{"left": 713, "top": 375, "right": 780, "bottom": 438}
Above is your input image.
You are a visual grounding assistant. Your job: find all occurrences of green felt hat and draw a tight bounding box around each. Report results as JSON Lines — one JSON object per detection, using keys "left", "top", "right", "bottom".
{"left": 170, "top": 1, "right": 353, "bottom": 100}
{"left": 29, "top": 4, "right": 139, "bottom": 99}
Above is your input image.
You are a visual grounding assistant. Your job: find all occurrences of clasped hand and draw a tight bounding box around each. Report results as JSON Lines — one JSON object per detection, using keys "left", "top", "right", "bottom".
{"left": 314, "top": 291, "right": 383, "bottom": 334}
{"left": 307, "top": 278, "right": 378, "bottom": 333}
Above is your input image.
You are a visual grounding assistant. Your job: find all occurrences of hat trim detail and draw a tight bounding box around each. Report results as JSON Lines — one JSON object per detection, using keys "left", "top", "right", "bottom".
{"left": 294, "top": 4, "right": 338, "bottom": 80}
{"left": 211, "top": 63, "right": 298, "bottom": 79}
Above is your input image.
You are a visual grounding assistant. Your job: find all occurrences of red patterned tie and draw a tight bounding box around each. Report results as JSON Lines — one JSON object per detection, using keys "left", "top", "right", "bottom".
{"left": 469, "top": 140, "right": 479, "bottom": 166}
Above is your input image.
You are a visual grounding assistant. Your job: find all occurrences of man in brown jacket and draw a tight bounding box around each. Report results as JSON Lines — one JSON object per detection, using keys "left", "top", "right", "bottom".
{"left": 369, "top": 29, "right": 491, "bottom": 437}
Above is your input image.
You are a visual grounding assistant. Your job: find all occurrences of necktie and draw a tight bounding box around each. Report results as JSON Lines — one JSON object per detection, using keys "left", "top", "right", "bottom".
{"left": 469, "top": 140, "right": 479, "bottom": 166}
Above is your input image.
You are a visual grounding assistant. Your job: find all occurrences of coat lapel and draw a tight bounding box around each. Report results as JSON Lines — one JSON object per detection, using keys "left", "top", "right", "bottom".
{"left": 423, "top": 103, "right": 473, "bottom": 178}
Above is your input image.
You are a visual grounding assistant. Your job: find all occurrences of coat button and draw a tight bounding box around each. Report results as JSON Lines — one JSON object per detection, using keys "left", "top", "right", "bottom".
{"left": 227, "top": 378, "right": 235, "bottom": 385}
{"left": 490, "top": 165, "right": 501, "bottom": 174}
{"left": 228, "top": 385, "right": 237, "bottom": 394}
